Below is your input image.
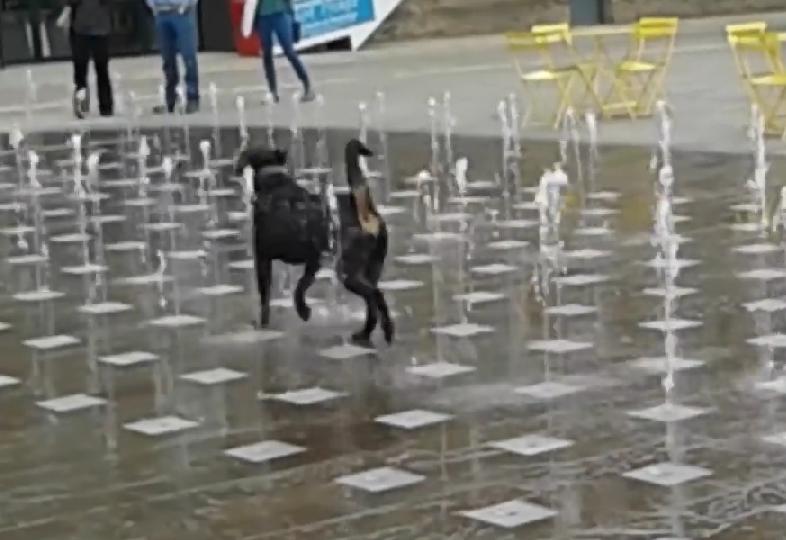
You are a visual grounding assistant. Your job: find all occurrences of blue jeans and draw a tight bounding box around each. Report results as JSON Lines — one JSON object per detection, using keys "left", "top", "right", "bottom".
{"left": 256, "top": 12, "right": 311, "bottom": 97}
{"left": 155, "top": 10, "right": 199, "bottom": 109}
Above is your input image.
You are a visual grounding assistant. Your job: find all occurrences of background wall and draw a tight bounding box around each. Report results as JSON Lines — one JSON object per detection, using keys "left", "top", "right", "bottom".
{"left": 373, "top": 0, "right": 569, "bottom": 42}
{"left": 608, "top": 0, "right": 786, "bottom": 22}
{"left": 373, "top": 0, "right": 784, "bottom": 42}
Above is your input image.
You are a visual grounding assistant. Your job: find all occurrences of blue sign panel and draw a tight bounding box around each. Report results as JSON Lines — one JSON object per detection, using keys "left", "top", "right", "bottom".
{"left": 293, "top": 0, "right": 376, "bottom": 40}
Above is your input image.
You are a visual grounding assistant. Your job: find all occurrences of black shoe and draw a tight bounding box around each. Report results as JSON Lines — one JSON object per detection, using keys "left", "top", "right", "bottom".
{"left": 152, "top": 104, "right": 174, "bottom": 115}
{"left": 99, "top": 111, "right": 113, "bottom": 117}
{"left": 185, "top": 101, "right": 199, "bottom": 114}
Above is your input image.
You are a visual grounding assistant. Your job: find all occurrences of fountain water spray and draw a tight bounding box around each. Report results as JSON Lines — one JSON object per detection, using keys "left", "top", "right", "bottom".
{"left": 208, "top": 83, "right": 222, "bottom": 158}
{"left": 28, "top": 150, "right": 43, "bottom": 287}
{"left": 289, "top": 92, "right": 305, "bottom": 175}
{"left": 199, "top": 140, "right": 219, "bottom": 228}
{"left": 747, "top": 107, "right": 768, "bottom": 228}
{"left": 264, "top": 91, "right": 275, "bottom": 148}
{"left": 25, "top": 69, "right": 37, "bottom": 123}
{"left": 535, "top": 164, "right": 568, "bottom": 245}
{"left": 585, "top": 110, "right": 599, "bottom": 166}
{"left": 136, "top": 136, "right": 150, "bottom": 197}
{"left": 427, "top": 97, "right": 441, "bottom": 212}
{"left": 442, "top": 91, "right": 454, "bottom": 182}
{"left": 650, "top": 100, "right": 673, "bottom": 172}
{"left": 175, "top": 85, "right": 190, "bottom": 156}
{"left": 235, "top": 95, "right": 249, "bottom": 149}
{"left": 376, "top": 91, "right": 391, "bottom": 193}
{"left": 509, "top": 93, "right": 522, "bottom": 158}
{"left": 559, "top": 108, "right": 581, "bottom": 181}
{"left": 155, "top": 249, "right": 168, "bottom": 310}
{"left": 313, "top": 94, "right": 329, "bottom": 170}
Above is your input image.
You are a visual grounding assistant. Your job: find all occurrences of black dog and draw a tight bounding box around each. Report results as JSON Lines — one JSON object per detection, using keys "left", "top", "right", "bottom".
{"left": 235, "top": 139, "right": 394, "bottom": 345}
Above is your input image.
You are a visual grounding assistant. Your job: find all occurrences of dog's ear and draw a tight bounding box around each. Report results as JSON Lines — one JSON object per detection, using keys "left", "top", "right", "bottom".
{"left": 274, "top": 149, "right": 288, "bottom": 165}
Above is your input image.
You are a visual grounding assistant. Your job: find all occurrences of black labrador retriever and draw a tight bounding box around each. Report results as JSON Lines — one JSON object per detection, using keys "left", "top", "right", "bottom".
{"left": 234, "top": 139, "right": 394, "bottom": 346}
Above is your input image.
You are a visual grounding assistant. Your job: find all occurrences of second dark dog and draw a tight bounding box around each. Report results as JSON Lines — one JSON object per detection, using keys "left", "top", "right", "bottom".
{"left": 235, "top": 139, "right": 394, "bottom": 345}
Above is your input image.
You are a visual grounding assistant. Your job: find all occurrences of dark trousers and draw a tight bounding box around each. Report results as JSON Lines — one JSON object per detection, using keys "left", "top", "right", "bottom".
{"left": 255, "top": 12, "right": 310, "bottom": 97}
{"left": 71, "top": 33, "right": 113, "bottom": 115}
{"left": 155, "top": 10, "right": 199, "bottom": 110}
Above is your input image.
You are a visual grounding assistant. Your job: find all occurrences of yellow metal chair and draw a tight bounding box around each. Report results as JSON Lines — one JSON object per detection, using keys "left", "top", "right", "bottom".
{"left": 726, "top": 23, "right": 773, "bottom": 110}
{"left": 531, "top": 22, "right": 602, "bottom": 112}
{"left": 505, "top": 29, "right": 580, "bottom": 128}
{"left": 605, "top": 17, "right": 679, "bottom": 118}
{"left": 748, "top": 32, "right": 786, "bottom": 138}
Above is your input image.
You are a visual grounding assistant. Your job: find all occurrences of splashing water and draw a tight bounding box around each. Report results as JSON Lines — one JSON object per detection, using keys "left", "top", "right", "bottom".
{"left": 508, "top": 93, "right": 522, "bottom": 158}
{"left": 155, "top": 250, "right": 168, "bottom": 309}
{"left": 428, "top": 97, "right": 439, "bottom": 179}
{"left": 235, "top": 95, "right": 248, "bottom": 148}
{"left": 746, "top": 107, "right": 768, "bottom": 227}
{"left": 442, "top": 91, "right": 454, "bottom": 174}
{"left": 454, "top": 158, "right": 468, "bottom": 195}
{"left": 27, "top": 150, "right": 40, "bottom": 189}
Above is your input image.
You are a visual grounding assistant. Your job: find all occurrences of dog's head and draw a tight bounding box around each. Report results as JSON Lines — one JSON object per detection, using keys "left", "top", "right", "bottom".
{"left": 234, "top": 147, "right": 288, "bottom": 176}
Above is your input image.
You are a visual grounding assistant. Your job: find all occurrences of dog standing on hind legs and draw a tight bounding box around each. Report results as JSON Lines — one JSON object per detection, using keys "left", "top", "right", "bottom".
{"left": 235, "top": 139, "right": 394, "bottom": 345}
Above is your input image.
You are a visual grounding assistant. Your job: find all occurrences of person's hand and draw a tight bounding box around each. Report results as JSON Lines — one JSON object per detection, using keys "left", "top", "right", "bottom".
{"left": 55, "top": 6, "right": 71, "bottom": 28}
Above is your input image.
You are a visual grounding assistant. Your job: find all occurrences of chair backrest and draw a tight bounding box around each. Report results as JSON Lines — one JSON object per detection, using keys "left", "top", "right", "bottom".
{"left": 726, "top": 22, "right": 775, "bottom": 82}
{"left": 628, "top": 16, "right": 679, "bottom": 67}
{"left": 505, "top": 29, "right": 572, "bottom": 76}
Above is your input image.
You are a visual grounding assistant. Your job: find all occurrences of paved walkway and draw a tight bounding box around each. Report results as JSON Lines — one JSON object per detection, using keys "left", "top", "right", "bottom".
{"left": 3, "top": 10, "right": 786, "bottom": 155}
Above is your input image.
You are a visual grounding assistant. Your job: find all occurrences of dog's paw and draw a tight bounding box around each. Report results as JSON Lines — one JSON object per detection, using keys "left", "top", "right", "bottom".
{"left": 351, "top": 331, "right": 373, "bottom": 349}
{"left": 296, "top": 304, "right": 311, "bottom": 322}
{"left": 382, "top": 320, "right": 395, "bottom": 344}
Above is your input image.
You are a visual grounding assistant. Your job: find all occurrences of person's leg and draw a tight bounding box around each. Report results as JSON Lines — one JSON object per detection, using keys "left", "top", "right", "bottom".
{"left": 174, "top": 11, "right": 199, "bottom": 109}
{"left": 255, "top": 14, "right": 278, "bottom": 101}
{"left": 155, "top": 14, "right": 179, "bottom": 111}
{"left": 71, "top": 32, "right": 89, "bottom": 91}
{"left": 272, "top": 12, "right": 311, "bottom": 96}
{"left": 70, "top": 31, "right": 90, "bottom": 118}
{"left": 91, "top": 35, "right": 113, "bottom": 116}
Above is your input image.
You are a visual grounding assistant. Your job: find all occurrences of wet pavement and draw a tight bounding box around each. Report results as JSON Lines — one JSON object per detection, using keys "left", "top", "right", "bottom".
{"left": 0, "top": 124, "right": 786, "bottom": 540}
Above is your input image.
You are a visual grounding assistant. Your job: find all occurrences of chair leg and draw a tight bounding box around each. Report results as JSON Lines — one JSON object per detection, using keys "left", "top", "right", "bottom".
{"left": 552, "top": 76, "right": 575, "bottom": 129}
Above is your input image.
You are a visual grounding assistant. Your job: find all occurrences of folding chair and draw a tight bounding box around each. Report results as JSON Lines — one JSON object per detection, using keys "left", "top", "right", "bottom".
{"left": 505, "top": 29, "right": 580, "bottom": 128}
{"left": 748, "top": 32, "right": 786, "bottom": 138}
{"left": 604, "top": 17, "right": 679, "bottom": 118}
{"left": 726, "top": 23, "right": 772, "bottom": 110}
{"left": 531, "top": 23, "right": 601, "bottom": 112}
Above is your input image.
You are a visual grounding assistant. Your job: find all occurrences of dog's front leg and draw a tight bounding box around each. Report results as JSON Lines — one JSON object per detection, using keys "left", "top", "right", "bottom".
{"left": 256, "top": 256, "right": 272, "bottom": 326}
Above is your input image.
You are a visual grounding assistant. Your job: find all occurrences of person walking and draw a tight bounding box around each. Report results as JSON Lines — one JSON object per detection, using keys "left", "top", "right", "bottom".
{"left": 245, "top": 0, "right": 314, "bottom": 103}
{"left": 147, "top": 0, "right": 201, "bottom": 114}
{"left": 56, "top": 0, "right": 113, "bottom": 118}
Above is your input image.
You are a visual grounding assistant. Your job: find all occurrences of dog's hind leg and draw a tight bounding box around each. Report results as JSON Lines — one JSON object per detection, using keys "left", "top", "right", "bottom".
{"left": 255, "top": 257, "right": 272, "bottom": 326}
{"left": 375, "top": 289, "right": 394, "bottom": 344}
{"left": 294, "top": 257, "right": 319, "bottom": 322}
{"left": 343, "top": 273, "right": 379, "bottom": 347}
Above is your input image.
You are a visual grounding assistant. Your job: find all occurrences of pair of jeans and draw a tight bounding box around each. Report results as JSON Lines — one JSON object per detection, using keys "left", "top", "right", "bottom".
{"left": 71, "top": 32, "right": 113, "bottom": 115}
{"left": 255, "top": 12, "right": 310, "bottom": 97}
{"left": 154, "top": 10, "right": 199, "bottom": 110}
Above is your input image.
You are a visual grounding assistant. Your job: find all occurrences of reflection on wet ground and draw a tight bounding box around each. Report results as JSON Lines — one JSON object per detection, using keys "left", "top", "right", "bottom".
{"left": 1, "top": 124, "right": 786, "bottom": 540}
